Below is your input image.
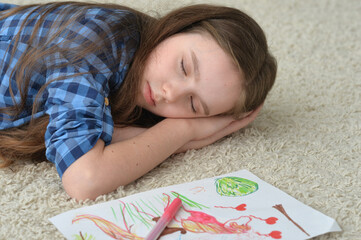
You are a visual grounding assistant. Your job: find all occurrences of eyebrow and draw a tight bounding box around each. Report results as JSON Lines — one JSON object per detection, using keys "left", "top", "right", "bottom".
{"left": 191, "top": 50, "right": 210, "bottom": 116}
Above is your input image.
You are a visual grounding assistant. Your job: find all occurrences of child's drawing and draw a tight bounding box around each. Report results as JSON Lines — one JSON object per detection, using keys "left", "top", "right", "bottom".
{"left": 73, "top": 214, "right": 143, "bottom": 240}
{"left": 273, "top": 204, "right": 310, "bottom": 237}
{"left": 71, "top": 193, "right": 282, "bottom": 239}
{"left": 73, "top": 232, "right": 95, "bottom": 240}
{"left": 215, "top": 176, "right": 258, "bottom": 197}
{"left": 178, "top": 204, "right": 281, "bottom": 238}
{"left": 190, "top": 186, "right": 206, "bottom": 194}
{"left": 50, "top": 170, "right": 341, "bottom": 240}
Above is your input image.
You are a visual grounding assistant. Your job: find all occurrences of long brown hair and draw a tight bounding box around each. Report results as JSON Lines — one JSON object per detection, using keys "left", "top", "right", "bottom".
{"left": 0, "top": 2, "right": 276, "bottom": 168}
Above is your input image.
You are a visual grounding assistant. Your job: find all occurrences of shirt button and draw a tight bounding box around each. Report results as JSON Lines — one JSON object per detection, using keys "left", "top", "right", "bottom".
{"left": 104, "top": 97, "right": 109, "bottom": 106}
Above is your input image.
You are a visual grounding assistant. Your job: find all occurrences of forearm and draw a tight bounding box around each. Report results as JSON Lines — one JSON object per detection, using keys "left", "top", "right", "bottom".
{"left": 111, "top": 126, "right": 147, "bottom": 143}
{"left": 62, "top": 118, "right": 193, "bottom": 200}
{"left": 104, "top": 119, "right": 192, "bottom": 184}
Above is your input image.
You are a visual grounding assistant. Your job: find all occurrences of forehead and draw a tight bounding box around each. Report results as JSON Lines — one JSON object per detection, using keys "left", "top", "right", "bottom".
{"left": 178, "top": 31, "right": 240, "bottom": 70}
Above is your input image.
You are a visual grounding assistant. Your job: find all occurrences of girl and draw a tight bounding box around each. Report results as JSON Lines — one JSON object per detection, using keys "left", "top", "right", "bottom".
{"left": 0, "top": 2, "right": 277, "bottom": 200}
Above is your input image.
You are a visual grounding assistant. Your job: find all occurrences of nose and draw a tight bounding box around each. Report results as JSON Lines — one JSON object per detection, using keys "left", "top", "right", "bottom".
{"left": 160, "top": 81, "right": 187, "bottom": 103}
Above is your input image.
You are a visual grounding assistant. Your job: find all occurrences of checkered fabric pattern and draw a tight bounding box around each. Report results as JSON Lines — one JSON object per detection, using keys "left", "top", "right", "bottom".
{"left": 0, "top": 3, "right": 139, "bottom": 177}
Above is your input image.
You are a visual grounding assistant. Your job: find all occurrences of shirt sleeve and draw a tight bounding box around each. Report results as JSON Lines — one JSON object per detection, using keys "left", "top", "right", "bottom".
{"left": 45, "top": 73, "right": 112, "bottom": 178}
{"left": 43, "top": 7, "right": 138, "bottom": 178}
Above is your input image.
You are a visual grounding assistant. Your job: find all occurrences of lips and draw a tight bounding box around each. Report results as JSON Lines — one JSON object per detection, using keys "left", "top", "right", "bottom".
{"left": 144, "top": 82, "right": 155, "bottom": 106}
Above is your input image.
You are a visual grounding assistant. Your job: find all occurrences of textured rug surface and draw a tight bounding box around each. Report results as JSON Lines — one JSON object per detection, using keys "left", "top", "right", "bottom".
{"left": 0, "top": 0, "right": 360, "bottom": 239}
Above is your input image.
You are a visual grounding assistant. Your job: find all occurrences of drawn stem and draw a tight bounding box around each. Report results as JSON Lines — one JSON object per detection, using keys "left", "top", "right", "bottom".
{"left": 79, "top": 231, "right": 85, "bottom": 240}
{"left": 273, "top": 204, "right": 310, "bottom": 236}
{"left": 171, "top": 191, "right": 209, "bottom": 209}
{"left": 119, "top": 202, "right": 130, "bottom": 232}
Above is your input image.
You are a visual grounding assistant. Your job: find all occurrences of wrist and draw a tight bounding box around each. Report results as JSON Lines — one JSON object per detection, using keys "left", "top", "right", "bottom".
{"left": 161, "top": 118, "right": 195, "bottom": 141}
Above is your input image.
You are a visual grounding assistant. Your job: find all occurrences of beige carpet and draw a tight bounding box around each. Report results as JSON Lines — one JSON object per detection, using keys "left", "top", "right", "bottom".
{"left": 1, "top": 0, "right": 360, "bottom": 239}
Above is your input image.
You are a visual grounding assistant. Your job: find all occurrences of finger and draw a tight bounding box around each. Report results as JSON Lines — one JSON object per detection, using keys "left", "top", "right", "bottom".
{"left": 229, "top": 104, "right": 263, "bottom": 130}
{"left": 195, "top": 104, "right": 265, "bottom": 143}
{"left": 235, "top": 103, "right": 263, "bottom": 120}
{"left": 210, "top": 115, "right": 235, "bottom": 127}
{"left": 239, "top": 110, "right": 253, "bottom": 119}
{"left": 243, "top": 103, "right": 263, "bottom": 120}
{"left": 252, "top": 103, "right": 264, "bottom": 115}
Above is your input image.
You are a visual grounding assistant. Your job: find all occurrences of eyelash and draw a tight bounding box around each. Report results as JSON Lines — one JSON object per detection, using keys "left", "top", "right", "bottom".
{"left": 181, "top": 59, "right": 187, "bottom": 76}
{"left": 181, "top": 59, "right": 196, "bottom": 113}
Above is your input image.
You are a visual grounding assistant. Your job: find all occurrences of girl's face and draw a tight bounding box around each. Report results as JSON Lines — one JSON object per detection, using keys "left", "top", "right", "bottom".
{"left": 137, "top": 32, "right": 243, "bottom": 118}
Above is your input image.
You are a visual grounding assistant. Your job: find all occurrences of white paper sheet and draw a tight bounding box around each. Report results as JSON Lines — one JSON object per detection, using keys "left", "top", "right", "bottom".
{"left": 50, "top": 170, "right": 341, "bottom": 240}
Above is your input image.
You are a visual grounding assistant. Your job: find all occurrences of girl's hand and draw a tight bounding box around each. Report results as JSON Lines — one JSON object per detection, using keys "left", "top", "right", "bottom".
{"left": 177, "top": 104, "right": 263, "bottom": 152}
{"left": 112, "top": 104, "right": 262, "bottom": 152}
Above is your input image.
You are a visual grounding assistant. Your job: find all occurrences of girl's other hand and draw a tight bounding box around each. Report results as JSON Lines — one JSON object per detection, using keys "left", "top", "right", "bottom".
{"left": 111, "top": 104, "right": 262, "bottom": 153}
{"left": 177, "top": 104, "right": 263, "bottom": 152}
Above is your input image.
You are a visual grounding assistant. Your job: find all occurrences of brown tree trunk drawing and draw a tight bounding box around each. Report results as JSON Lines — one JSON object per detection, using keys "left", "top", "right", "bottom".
{"left": 273, "top": 204, "right": 310, "bottom": 236}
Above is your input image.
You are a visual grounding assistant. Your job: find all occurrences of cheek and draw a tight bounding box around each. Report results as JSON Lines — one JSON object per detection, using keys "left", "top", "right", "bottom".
{"left": 208, "top": 88, "right": 241, "bottom": 115}
{"left": 144, "top": 52, "right": 162, "bottom": 79}
{"left": 220, "top": 78, "right": 243, "bottom": 109}
{"left": 224, "top": 88, "right": 242, "bottom": 111}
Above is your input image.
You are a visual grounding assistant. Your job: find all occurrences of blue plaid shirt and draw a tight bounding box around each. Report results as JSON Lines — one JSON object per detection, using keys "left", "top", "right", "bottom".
{"left": 0, "top": 3, "right": 139, "bottom": 177}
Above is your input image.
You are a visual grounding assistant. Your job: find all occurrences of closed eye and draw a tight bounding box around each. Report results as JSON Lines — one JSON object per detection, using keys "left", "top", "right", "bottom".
{"left": 181, "top": 59, "right": 187, "bottom": 76}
